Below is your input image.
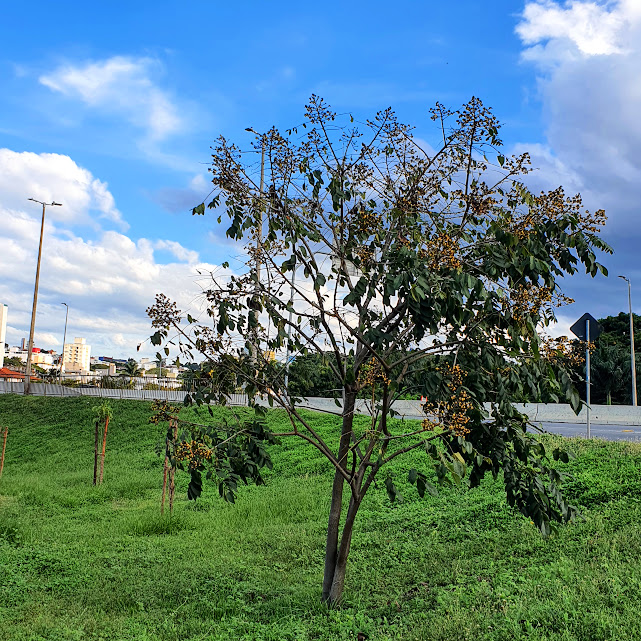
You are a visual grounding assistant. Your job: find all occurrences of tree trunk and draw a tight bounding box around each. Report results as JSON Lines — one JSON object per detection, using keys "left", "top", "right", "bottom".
{"left": 161, "top": 427, "right": 171, "bottom": 515}
{"left": 168, "top": 419, "right": 178, "bottom": 514}
{"left": 0, "top": 426, "right": 8, "bottom": 478}
{"left": 93, "top": 420, "right": 100, "bottom": 486}
{"left": 607, "top": 390, "right": 612, "bottom": 405}
{"left": 327, "top": 493, "right": 362, "bottom": 605}
{"left": 98, "top": 416, "right": 109, "bottom": 484}
{"left": 321, "top": 388, "right": 357, "bottom": 602}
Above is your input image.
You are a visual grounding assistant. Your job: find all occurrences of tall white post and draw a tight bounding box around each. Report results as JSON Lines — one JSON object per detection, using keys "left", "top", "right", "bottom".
{"left": 628, "top": 280, "right": 637, "bottom": 406}
{"left": 284, "top": 257, "right": 296, "bottom": 391}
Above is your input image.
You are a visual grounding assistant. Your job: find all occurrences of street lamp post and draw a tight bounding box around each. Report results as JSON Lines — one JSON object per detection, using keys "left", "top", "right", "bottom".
{"left": 619, "top": 275, "right": 637, "bottom": 406}
{"left": 60, "top": 303, "right": 69, "bottom": 383}
{"left": 245, "top": 128, "right": 265, "bottom": 367}
{"left": 284, "top": 256, "right": 296, "bottom": 391}
{"left": 24, "top": 198, "right": 62, "bottom": 395}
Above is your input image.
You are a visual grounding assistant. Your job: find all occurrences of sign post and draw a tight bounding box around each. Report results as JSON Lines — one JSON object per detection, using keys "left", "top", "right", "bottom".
{"left": 570, "top": 313, "right": 602, "bottom": 439}
{"left": 586, "top": 318, "right": 591, "bottom": 439}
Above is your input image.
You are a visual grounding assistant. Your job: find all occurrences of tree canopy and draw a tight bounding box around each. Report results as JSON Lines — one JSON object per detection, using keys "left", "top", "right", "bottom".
{"left": 582, "top": 312, "right": 640, "bottom": 405}
{"left": 149, "top": 96, "right": 610, "bottom": 604}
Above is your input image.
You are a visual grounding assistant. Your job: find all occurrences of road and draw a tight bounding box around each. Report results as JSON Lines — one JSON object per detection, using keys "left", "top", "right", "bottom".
{"left": 530, "top": 422, "right": 641, "bottom": 441}
{"left": 398, "top": 412, "right": 641, "bottom": 441}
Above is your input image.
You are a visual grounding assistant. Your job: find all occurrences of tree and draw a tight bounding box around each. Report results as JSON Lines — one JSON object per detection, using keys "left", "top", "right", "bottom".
{"left": 149, "top": 96, "right": 610, "bottom": 604}
{"left": 4, "top": 357, "right": 24, "bottom": 369}
{"left": 588, "top": 313, "right": 641, "bottom": 404}
{"left": 144, "top": 367, "right": 169, "bottom": 377}
{"left": 183, "top": 358, "right": 238, "bottom": 397}
{"left": 590, "top": 342, "right": 627, "bottom": 405}
{"left": 286, "top": 352, "right": 343, "bottom": 397}
{"left": 121, "top": 358, "right": 142, "bottom": 377}
{"left": 42, "top": 368, "right": 61, "bottom": 383}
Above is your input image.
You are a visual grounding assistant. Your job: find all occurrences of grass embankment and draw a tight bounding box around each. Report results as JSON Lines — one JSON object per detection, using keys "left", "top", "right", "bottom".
{"left": 1, "top": 395, "right": 641, "bottom": 640}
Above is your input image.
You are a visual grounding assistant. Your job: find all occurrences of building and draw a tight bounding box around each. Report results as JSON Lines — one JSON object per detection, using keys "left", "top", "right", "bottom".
{"left": 0, "top": 304, "right": 7, "bottom": 369}
{"left": 0, "top": 367, "right": 37, "bottom": 382}
{"left": 63, "top": 337, "right": 91, "bottom": 373}
{"left": 30, "top": 348, "right": 55, "bottom": 369}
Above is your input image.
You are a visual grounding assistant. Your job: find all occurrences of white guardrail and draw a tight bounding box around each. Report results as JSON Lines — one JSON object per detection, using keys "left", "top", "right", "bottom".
{"left": 3, "top": 381, "right": 641, "bottom": 424}
{"left": 0, "top": 380, "right": 249, "bottom": 405}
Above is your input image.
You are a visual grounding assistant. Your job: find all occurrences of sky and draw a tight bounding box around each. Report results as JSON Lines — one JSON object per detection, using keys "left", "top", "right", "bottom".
{"left": 1, "top": 0, "right": 640, "bottom": 359}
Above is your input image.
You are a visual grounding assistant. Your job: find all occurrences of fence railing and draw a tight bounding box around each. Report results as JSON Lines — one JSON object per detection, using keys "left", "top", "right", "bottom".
{"left": 0, "top": 378, "right": 248, "bottom": 405}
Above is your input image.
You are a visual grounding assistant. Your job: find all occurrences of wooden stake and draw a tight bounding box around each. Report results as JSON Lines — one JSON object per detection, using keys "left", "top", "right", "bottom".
{"left": 161, "top": 438, "right": 170, "bottom": 515}
{"left": 161, "top": 419, "right": 176, "bottom": 515}
{"left": 98, "top": 415, "right": 110, "bottom": 484}
{"left": 168, "top": 418, "right": 178, "bottom": 514}
{"left": 93, "top": 420, "right": 100, "bottom": 486}
{"left": 0, "top": 427, "right": 8, "bottom": 478}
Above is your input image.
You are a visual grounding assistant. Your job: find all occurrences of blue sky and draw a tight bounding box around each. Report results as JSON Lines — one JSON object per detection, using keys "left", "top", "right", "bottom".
{"left": 1, "top": 0, "right": 641, "bottom": 358}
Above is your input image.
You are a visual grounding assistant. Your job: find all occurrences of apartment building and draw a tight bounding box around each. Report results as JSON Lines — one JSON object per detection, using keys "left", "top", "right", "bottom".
{"left": 63, "top": 337, "right": 91, "bottom": 373}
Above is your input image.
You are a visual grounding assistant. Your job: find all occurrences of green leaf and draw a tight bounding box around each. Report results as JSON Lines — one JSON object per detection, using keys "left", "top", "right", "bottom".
{"left": 417, "top": 476, "right": 438, "bottom": 498}
{"left": 192, "top": 203, "right": 205, "bottom": 216}
{"left": 187, "top": 470, "right": 203, "bottom": 501}
{"left": 384, "top": 476, "right": 402, "bottom": 503}
{"left": 314, "top": 273, "right": 327, "bottom": 290}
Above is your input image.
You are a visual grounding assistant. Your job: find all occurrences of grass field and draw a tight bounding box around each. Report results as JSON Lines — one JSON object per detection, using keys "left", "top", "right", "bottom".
{"left": 1, "top": 395, "right": 641, "bottom": 640}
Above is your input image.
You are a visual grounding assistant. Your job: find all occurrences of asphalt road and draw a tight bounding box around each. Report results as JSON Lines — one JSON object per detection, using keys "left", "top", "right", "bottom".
{"left": 398, "top": 413, "right": 641, "bottom": 441}
{"left": 531, "top": 422, "right": 641, "bottom": 441}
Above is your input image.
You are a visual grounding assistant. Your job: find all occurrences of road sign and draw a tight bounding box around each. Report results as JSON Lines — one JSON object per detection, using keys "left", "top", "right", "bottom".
{"left": 570, "top": 313, "right": 602, "bottom": 341}
{"left": 570, "top": 313, "right": 603, "bottom": 440}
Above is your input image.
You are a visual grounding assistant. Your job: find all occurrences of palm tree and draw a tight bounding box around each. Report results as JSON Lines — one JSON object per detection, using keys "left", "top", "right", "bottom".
{"left": 592, "top": 343, "right": 628, "bottom": 405}
{"left": 121, "top": 359, "right": 142, "bottom": 377}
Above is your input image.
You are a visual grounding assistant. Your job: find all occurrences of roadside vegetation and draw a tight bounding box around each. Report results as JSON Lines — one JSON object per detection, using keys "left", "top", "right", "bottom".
{"left": 1, "top": 395, "right": 641, "bottom": 640}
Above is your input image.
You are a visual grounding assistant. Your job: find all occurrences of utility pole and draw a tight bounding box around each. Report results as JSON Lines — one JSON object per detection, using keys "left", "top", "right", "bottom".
{"left": 284, "top": 256, "right": 296, "bottom": 391}
{"left": 245, "top": 128, "right": 265, "bottom": 366}
{"left": 619, "top": 275, "right": 637, "bottom": 406}
{"left": 60, "top": 303, "right": 68, "bottom": 383}
{"left": 24, "top": 198, "right": 62, "bottom": 395}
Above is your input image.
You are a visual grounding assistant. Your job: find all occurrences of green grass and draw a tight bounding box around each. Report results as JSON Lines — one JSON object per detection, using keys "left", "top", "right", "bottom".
{"left": 1, "top": 395, "right": 641, "bottom": 640}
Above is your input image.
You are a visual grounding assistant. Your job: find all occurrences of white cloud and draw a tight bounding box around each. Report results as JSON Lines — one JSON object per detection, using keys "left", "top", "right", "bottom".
{"left": 0, "top": 149, "right": 126, "bottom": 230}
{"left": 546, "top": 313, "right": 576, "bottom": 339}
{"left": 0, "top": 148, "right": 230, "bottom": 359}
{"left": 515, "top": 1, "right": 641, "bottom": 234}
{"left": 154, "top": 239, "right": 199, "bottom": 264}
{"left": 39, "top": 56, "right": 184, "bottom": 142}
{"left": 516, "top": 0, "right": 636, "bottom": 59}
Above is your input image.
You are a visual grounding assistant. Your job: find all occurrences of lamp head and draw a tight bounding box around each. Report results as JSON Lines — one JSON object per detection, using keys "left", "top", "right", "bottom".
{"left": 619, "top": 275, "right": 630, "bottom": 283}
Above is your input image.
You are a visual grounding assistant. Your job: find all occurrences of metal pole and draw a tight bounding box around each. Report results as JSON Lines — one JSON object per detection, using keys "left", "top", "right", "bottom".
{"left": 618, "top": 275, "right": 636, "bottom": 406}
{"left": 284, "top": 257, "right": 296, "bottom": 391}
{"left": 24, "top": 199, "right": 61, "bottom": 395}
{"left": 250, "top": 135, "right": 265, "bottom": 366}
{"left": 24, "top": 203, "right": 46, "bottom": 395}
{"left": 628, "top": 280, "right": 637, "bottom": 406}
{"left": 60, "top": 303, "right": 68, "bottom": 383}
{"left": 586, "top": 318, "right": 591, "bottom": 439}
